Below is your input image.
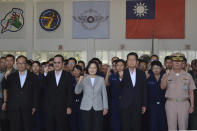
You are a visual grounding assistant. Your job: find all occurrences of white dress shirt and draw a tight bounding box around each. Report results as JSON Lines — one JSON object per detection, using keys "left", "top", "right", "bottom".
{"left": 90, "top": 78, "right": 95, "bottom": 86}
{"left": 129, "top": 68, "right": 136, "bottom": 87}
{"left": 55, "top": 70, "right": 63, "bottom": 86}
{"left": 19, "top": 70, "right": 27, "bottom": 88}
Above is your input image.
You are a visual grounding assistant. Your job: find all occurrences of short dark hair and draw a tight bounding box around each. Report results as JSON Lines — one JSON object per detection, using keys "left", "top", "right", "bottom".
{"left": 115, "top": 59, "right": 126, "bottom": 67}
{"left": 32, "top": 61, "right": 41, "bottom": 66}
{"left": 112, "top": 56, "right": 119, "bottom": 62}
{"left": 26, "top": 60, "right": 33, "bottom": 66}
{"left": 48, "top": 58, "right": 54, "bottom": 62}
{"left": 16, "top": 55, "right": 27, "bottom": 63}
{"left": 151, "top": 54, "right": 159, "bottom": 60}
{"left": 64, "top": 59, "right": 68, "bottom": 66}
{"left": 41, "top": 62, "right": 48, "bottom": 66}
{"left": 6, "top": 54, "right": 15, "bottom": 60}
{"left": 68, "top": 57, "right": 77, "bottom": 64}
{"left": 0, "top": 56, "right": 6, "bottom": 60}
{"left": 54, "top": 54, "right": 64, "bottom": 62}
{"left": 86, "top": 60, "right": 99, "bottom": 75}
{"left": 193, "top": 59, "right": 197, "bottom": 66}
{"left": 164, "top": 56, "right": 172, "bottom": 62}
{"left": 127, "top": 52, "right": 138, "bottom": 60}
{"left": 91, "top": 57, "right": 102, "bottom": 65}
{"left": 151, "top": 60, "right": 163, "bottom": 69}
{"left": 78, "top": 60, "right": 85, "bottom": 66}
{"left": 139, "top": 59, "right": 147, "bottom": 65}
{"left": 74, "top": 65, "right": 83, "bottom": 72}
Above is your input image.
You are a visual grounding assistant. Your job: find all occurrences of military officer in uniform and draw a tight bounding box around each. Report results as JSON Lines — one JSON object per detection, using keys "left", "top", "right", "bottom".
{"left": 161, "top": 53, "right": 196, "bottom": 130}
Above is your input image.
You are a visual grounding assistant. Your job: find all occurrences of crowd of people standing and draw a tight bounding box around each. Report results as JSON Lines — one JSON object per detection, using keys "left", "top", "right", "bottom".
{"left": 0, "top": 52, "right": 197, "bottom": 131}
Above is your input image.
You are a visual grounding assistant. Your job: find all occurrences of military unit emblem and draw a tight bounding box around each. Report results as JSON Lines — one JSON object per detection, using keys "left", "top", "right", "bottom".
{"left": 1, "top": 8, "right": 24, "bottom": 33}
{"left": 39, "top": 9, "right": 61, "bottom": 31}
{"left": 73, "top": 8, "right": 109, "bottom": 30}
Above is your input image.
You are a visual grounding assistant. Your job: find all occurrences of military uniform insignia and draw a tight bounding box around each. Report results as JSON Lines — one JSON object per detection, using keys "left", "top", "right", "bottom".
{"left": 39, "top": 9, "right": 61, "bottom": 31}
{"left": 183, "top": 77, "right": 189, "bottom": 89}
{"left": 184, "top": 85, "right": 188, "bottom": 90}
{"left": 183, "top": 78, "right": 188, "bottom": 80}
{"left": 1, "top": 8, "right": 24, "bottom": 33}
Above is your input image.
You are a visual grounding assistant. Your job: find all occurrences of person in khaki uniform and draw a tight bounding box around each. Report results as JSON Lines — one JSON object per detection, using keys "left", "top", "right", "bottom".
{"left": 161, "top": 53, "right": 196, "bottom": 130}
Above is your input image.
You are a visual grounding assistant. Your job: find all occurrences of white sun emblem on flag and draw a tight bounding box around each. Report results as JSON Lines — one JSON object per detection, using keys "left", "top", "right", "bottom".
{"left": 133, "top": 2, "right": 148, "bottom": 17}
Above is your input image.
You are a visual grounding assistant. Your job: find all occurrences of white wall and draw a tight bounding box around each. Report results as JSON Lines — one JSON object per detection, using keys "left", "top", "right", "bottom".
{"left": 0, "top": 0, "right": 197, "bottom": 60}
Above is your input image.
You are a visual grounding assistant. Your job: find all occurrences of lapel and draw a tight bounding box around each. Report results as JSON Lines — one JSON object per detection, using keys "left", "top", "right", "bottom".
{"left": 135, "top": 69, "right": 139, "bottom": 88}
{"left": 57, "top": 70, "right": 64, "bottom": 87}
{"left": 52, "top": 71, "right": 58, "bottom": 87}
{"left": 23, "top": 71, "right": 30, "bottom": 88}
{"left": 93, "top": 75, "right": 98, "bottom": 87}
{"left": 126, "top": 68, "right": 133, "bottom": 88}
{"left": 16, "top": 71, "right": 21, "bottom": 88}
{"left": 87, "top": 75, "right": 93, "bottom": 88}
{"left": 87, "top": 75, "right": 98, "bottom": 88}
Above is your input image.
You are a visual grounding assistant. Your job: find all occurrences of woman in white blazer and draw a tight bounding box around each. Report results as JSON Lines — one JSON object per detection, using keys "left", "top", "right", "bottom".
{"left": 75, "top": 60, "right": 108, "bottom": 131}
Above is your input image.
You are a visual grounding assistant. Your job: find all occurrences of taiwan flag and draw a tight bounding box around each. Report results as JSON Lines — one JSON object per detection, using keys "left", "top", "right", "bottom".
{"left": 126, "top": 0, "right": 185, "bottom": 39}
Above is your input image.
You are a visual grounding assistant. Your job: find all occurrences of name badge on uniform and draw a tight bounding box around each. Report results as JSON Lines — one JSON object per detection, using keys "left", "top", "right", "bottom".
{"left": 183, "top": 78, "right": 188, "bottom": 90}
{"left": 184, "top": 85, "right": 188, "bottom": 90}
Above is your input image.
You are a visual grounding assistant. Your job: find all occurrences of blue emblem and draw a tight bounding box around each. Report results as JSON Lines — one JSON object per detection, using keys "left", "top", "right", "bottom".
{"left": 39, "top": 9, "right": 61, "bottom": 31}
{"left": 126, "top": 0, "right": 155, "bottom": 19}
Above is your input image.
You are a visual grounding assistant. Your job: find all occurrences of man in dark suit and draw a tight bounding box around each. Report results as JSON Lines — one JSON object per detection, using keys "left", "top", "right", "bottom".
{"left": 119, "top": 52, "right": 147, "bottom": 131}
{"left": 44, "top": 54, "right": 72, "bottom": 131}
{"left": 2, "top": 55, "right": 39, "bottom": 131}
{"left": 0, "top": 54, "right": 16, "bottom": 131}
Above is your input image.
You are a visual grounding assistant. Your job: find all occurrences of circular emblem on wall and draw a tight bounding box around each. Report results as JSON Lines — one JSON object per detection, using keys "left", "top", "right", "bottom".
{"left": 39, "top": 9, "right": 61, "bottom": 31}
{"left": 73, "top": 8, "right": 109, "bottom": 30}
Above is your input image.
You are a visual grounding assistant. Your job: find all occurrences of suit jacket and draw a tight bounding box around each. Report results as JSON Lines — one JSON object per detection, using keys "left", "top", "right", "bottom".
{"left": 4, "top": 70, "right": 39, "bottom": 111}
{"left": 119, "top": 68, "right": 147, "bottom": 109}
{"left": 75, "top": 75, "right": 108, "bottom": 111}
{"left": 44, "top": 70, "right": 72, "bottom": 112}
